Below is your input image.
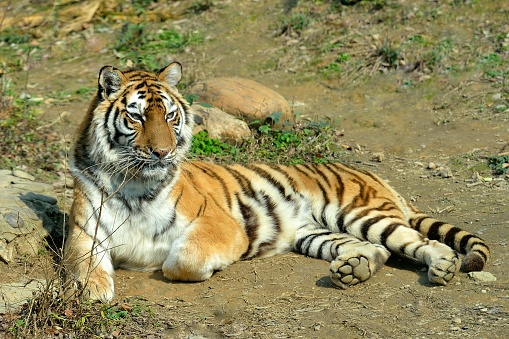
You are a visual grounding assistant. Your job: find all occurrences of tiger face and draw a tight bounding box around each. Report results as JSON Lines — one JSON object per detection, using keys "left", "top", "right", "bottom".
{"left": 92, "top": 62, "right": 194, "bottom": 180}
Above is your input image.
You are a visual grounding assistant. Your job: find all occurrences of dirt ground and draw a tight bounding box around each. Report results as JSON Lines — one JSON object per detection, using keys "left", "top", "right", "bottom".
{"left": 1, "top": 0, "right": 508, "bottom": 337}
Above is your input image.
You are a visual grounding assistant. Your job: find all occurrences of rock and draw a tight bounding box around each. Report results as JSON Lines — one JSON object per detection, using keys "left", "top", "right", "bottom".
{"left": 189, "top": 77, "right": 294, "bottom": 128}
{"left": 0, "top": 279, "right": 46, "bottom": 313}
{"left": 0, "top": 170, "right": 67, "bottom": 263}
{"left": 12, "top": 170, "right": 35, "bottom": 181}
{"left": 371, "top": 152, "right": 385, "bottom": 162}
{"left": 438, "top": 167, "right": 453, "bottom": 178}
{"left": 468, "top": 271, "right": 497, "bottom": 283}
{"left": 192, "top": 103, "right": 251, "bottom": 142}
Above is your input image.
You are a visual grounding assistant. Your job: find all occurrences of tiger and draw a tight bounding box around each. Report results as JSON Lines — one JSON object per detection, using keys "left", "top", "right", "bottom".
{"left": 64, "top": 61, "right": 490, "bottom": 303}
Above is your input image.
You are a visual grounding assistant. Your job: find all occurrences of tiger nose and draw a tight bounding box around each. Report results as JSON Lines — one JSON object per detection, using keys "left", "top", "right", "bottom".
{"left": 152, "top": 147, "right": 171, "bottom": 159}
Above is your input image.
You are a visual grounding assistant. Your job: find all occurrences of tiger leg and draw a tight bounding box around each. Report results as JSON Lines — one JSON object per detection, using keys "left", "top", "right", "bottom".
{"left": 64, "top": 225, "right": 115, "bottom": 302}
{"left": 162, "top": 216, "right": 249, "bottom": 282}
{"left": 294, "top": 226, "right": 391, "bottom": 288}
{"left": 344, "top": 216, "right": 461, "bottom": 285}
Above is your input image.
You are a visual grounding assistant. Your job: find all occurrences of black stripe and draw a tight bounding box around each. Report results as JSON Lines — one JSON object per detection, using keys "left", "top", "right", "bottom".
{"left": 191, "top": 163, "right": 232, "bottom": 209}
{"left": 427, "top": 221, "right": 446, "bottom": 240}
{"left": 295, "top": 231, "right": 332, "bottom": 255}
{"left": 470, "top": 247, "right": 488, "bottom": 262}
{"left": 268, "top": 165, "right": 298, "bottom": 192}
{"left": 247, "top": 165, "right": 288, "bottom": 200}
{"left": 238, "top": 194, "right": 258, "bottom": 258}
{"left": 263, "top": 194, "right": 281, "bottom": 234}
{"left": 360, "top": 215, "right": 387, "bottom": 240}
{"left": 225, "top": 166, "right": 257, "bottom": 199}
{"left": 323, "top": 163, "right": 345, "bottom": 207}
{"left": 380, "top": 223, "right": 400, "bottom": 246}
{"left": 314, "top": 164, "right": 332, "bottom": 188}
{"left": 443, "top": 226, "right": 462, "bottom": 250}
{"left": 331, "top": 238, "right": 357, "bottom": 257}
{"left": 411, "top": 215, "right": 428, "bottom": 232}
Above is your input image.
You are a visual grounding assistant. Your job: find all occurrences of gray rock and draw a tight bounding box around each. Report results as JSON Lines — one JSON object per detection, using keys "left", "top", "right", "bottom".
{"left": 192, "top": 103, "right": 251, "bottom": 142}
{"left": 0, "top": 170, "right": 67, "bottom": 263}
{"left": 468, "top": 271, "right": 497, "bottom": 283}
{"left": 0, "top": 279, "right": 47, "bottom": 313}
{"left": 12, "top": 170, "right": 35, "bottom": 181}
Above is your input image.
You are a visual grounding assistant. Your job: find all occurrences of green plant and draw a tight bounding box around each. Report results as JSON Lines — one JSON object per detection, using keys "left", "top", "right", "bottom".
{"left": 480, "top": 53, "right": 509, "bottom": 80}
{"left": 487, "top": 154, "right": 509, "bottom": 174}
{"left": 190, "top": 131, "right": 238, "bottom": 157}
{"left": 377, "top": 40, "right": 399, "bottom": 67}
{"left": 188, "top": 0, "right": 213, "bottom": 14}
{"left": 276, "top": 13, "right": 312, "bottom": 36}
{"left": 114, "top": 24, "right": 203, "bottom": 70}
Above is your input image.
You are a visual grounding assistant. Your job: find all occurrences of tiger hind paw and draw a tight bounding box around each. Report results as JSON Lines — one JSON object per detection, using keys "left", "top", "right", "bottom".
{"left": 329, "top": 243, "right": 390, "bottom": 289}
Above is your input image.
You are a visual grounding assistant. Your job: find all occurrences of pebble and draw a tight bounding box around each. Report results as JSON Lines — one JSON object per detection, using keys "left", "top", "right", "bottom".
{"left": 468, "top": 271, "right": 497, "bottom": 282}
{"left": 439, "top": 167, "right": 453, "bottom": 178}
{"left": 427, "top": 162, "right": 437, "bottom": 170}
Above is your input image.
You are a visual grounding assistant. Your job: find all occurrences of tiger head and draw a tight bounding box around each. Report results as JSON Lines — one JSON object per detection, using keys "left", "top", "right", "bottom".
{"left": 76, "top": 62, "right": 194, "bottom": 182}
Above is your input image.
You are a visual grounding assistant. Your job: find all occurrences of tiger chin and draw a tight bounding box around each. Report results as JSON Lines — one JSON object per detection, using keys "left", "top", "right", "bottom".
{"left": 64, "top": 62, "right": 490, "bottom": 303}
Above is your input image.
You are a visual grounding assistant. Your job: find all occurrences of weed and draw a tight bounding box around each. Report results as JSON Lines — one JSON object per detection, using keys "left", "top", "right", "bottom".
{"left": 377, "top": 40, "right": 399, "bottom": 68}
{"left": 114, "top": 23, "right": 203, "bottom": 70}
{"left": 320, "top": 53, "right": 351, "bottom": 78}
{"left": 275, "top": 13, "right": 312, "bottom": 36}
{"left": 487, "top": 154, "right": 509, "bottom": 175}
{"left": 188, "top": 0, "right": 213, "bottom": 14}
{"left": 480, "top": 53, "right": 509, "bottom": 81}
{"left": 190, "top": 131, "right": 238, "bottom": 157}
{"left": 0, "top": 74, "right": 64, "bottom": 176}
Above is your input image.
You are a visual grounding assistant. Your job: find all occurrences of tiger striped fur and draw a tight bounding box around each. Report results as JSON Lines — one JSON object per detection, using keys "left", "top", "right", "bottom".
{"left": 64, "top": 62, "right": 490, "bottom": 302}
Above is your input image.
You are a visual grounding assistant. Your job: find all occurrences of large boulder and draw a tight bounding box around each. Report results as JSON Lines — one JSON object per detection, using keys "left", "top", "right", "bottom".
{"left": 189, "top": 78, "right": 294, "bottom": 128}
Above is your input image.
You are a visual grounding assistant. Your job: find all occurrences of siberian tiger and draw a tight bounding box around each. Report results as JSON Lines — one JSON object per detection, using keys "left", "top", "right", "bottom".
{"left": 64, "top": 62, "right": 490, "bottom": 302}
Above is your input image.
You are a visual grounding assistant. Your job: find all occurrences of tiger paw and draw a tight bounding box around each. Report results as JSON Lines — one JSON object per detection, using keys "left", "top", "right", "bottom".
{"left": 427, "top": 255, "right": 461, "bottom": 285}
{"left": 73, "top": 268, "right": 114, "bottom": 303}
{"left": 329, "top": 243, "right": 390, "bottom": 289}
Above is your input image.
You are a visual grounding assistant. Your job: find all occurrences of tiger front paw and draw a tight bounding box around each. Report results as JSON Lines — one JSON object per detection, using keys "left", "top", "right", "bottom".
{"left": 70, "top": 267, "right": 114, "bottom": 303}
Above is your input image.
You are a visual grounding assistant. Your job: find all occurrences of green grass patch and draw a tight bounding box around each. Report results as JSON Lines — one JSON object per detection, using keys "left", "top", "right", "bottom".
{"left": 190, "top": 119, "right": 345, "bottom": 165}
{"left": 0, "top": 81, "right": 64, "bottom": 178}
{"left": 114, "top": 23, "right": 204, "bottom": 70}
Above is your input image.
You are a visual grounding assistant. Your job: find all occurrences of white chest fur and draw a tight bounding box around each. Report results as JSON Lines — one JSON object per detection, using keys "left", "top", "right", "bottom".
{"left": 82, "top": 181, "right": 186, "bottom": 272}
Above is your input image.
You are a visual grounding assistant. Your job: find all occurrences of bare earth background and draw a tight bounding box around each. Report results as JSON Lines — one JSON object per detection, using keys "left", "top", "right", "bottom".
{"left": 0, "top": 0, "right": 508, "bottom": 337}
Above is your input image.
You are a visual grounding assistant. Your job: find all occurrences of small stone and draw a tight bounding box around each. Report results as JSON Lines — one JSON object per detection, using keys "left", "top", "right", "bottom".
{"left": 452, "top": 317, "right": 462, "bottom": 324}
{"left": 12, "top": 170, "right": 35, "bottom": 181}
{"left": 427, "top": 162, "right": 437, "bottom": 170}
{"left": 371, "top": 152, "right": 385, "bottom": 162}
{"left": 439, "top": 167, "right": 453, "bottom": 178}
{"left": 468, "top": 271, "right": 497, "bottom": 283}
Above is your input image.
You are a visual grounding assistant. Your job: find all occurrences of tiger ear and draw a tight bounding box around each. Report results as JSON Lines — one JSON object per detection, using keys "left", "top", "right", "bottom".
{"left": 98, "top": 66, "right": 126, "bottom": 98}
{"left": 158, "top": 62, "right": 182, "bottom": 87}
